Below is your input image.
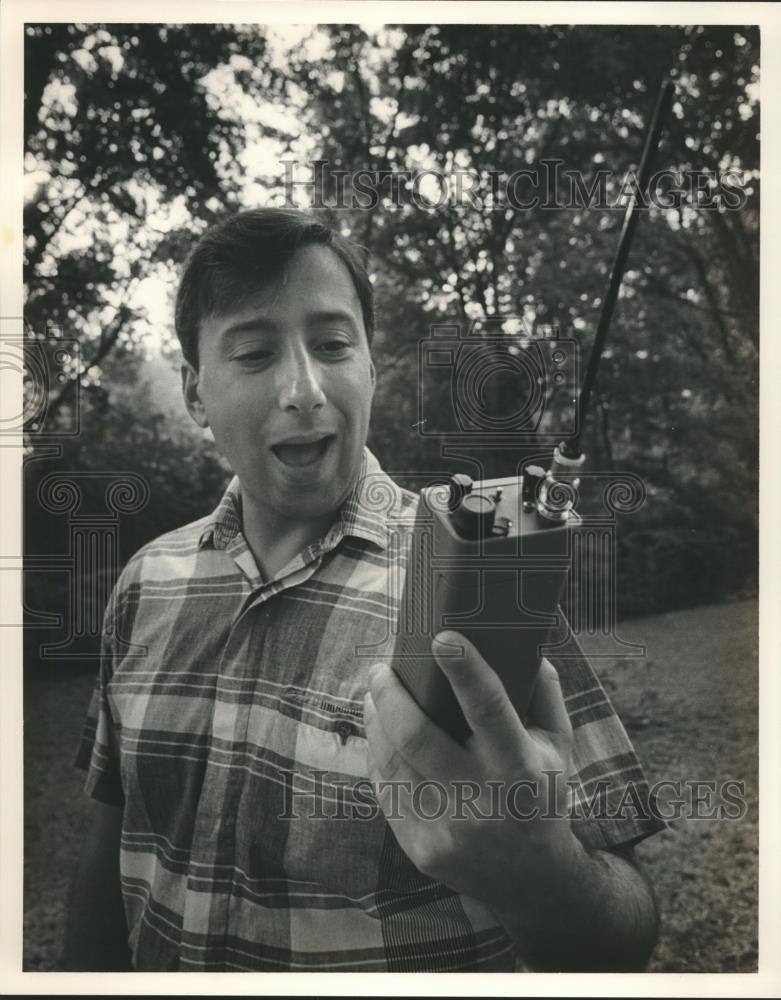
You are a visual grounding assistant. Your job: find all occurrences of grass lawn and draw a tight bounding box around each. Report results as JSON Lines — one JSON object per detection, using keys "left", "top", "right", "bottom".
{"left": 22, "top": 597, "right": 758, "bottom": 972}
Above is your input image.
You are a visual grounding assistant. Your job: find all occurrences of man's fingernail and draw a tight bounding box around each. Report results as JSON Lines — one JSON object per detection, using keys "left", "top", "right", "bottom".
{"left": 434, "top": 630, "right": 459, "bottom": 644}
{"left": 433, "top": 631, "right": 465, "bottom": 657}
{"left": 363, "top": 691, "right": 375, "bottom": 718}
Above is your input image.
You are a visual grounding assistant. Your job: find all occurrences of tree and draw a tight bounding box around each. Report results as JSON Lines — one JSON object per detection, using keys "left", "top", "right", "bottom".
{"left": 24, "top": 22, "right": 275, "bottom": 427}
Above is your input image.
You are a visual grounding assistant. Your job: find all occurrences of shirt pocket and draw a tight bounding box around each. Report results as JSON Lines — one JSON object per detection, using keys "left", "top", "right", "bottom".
{"left": 283, "top": 685, "right": 369, "bottom": 779}
{"left": 241, "top": 685, "right": 387, "bottom": 902}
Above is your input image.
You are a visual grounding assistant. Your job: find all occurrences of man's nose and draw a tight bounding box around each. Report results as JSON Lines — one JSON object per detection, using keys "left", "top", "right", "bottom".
{"left": 276, "top": 349, "right": 327, "bottom": 412}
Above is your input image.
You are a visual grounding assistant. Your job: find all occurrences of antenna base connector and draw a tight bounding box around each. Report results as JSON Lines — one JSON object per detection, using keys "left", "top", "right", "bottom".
{"left": 534, "top": 444, "right": 586, "bottom": 523}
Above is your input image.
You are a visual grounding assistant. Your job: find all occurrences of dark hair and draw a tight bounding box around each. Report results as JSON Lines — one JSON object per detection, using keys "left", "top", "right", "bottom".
{"left": 174, "top": 208, "right": 375, "bottom": 368}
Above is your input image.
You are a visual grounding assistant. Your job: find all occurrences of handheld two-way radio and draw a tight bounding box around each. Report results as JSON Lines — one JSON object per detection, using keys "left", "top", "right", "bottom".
{"left": 390, "top": 80, "right": 675, "bottom": 743}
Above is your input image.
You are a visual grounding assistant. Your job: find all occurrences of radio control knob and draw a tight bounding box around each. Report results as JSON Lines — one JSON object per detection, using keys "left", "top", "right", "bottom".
{"left": 522, "top": 464, "right": 547, "bottom": 510}
{"left": 447, "top": 473, "right": 473, "bottom": 512}
{"left": 452, "top": 493, "right": 496, "bottom": 539}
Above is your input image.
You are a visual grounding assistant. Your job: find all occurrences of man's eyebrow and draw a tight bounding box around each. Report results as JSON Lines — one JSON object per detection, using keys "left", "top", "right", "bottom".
{"left": 219, "top": 310, "right": 360, "bottom": 341}
{"left": 307, "top": 309, "right": 361, "bottom": 329}
{"left": 219, "top": 316, "right": 278, "bottom": 341}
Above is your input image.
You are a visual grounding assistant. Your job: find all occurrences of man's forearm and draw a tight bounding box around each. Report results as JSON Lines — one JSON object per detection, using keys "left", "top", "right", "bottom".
{"left": 492, "top": 831, "right": 658, "bottom": 972}
{"left": 63, "top": 800, "right": 132, "bottom": 971}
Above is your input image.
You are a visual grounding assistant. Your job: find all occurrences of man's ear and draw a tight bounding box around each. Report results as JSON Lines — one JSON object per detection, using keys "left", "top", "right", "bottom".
{"left": 181, "top": 361, "right": 209, "bottom": 428}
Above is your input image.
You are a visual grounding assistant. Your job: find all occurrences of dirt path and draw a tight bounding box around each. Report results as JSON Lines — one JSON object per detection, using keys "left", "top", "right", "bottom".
{"left": 22, "top": 597, "right": 758, "bottom": 972}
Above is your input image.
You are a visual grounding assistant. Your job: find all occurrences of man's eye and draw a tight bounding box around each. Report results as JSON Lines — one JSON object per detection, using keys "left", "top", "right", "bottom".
{"left": 234, "top": 351, "right": 271, "bottom": 364}
{"left": 319, "top": 339, "right": 351, "bottom": 355}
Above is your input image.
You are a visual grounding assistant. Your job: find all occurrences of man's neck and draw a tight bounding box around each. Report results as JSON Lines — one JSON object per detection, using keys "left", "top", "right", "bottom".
{"left": 239, "top": 494, "right": 339, "bottom": 582}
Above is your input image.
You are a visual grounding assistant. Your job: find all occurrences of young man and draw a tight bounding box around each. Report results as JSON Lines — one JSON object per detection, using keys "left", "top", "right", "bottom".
{"left": 67, "top": 208, "right": 663, "bottom": 972}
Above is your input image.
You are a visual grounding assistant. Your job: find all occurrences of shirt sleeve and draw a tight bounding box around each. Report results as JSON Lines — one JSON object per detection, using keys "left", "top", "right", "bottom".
{"left": 548, "top": 620, "right": 666, "bottom": 851}
{"left": 74, "top": 576, "right": 127, "bottom": 807}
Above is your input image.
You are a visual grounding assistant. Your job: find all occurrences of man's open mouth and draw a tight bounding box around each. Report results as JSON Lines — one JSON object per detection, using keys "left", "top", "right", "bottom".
{"left": 271, "top": 435, "right": 335, "bottom": 468}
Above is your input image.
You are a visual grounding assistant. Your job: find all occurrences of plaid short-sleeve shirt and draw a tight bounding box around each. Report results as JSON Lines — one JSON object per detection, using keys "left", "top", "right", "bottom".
{"left": 76, "top": 448, "right": 663, "bottom": 971}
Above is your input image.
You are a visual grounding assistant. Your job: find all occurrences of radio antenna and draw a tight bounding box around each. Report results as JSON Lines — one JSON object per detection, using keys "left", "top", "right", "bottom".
{"left": 559, "top": 78, "right": 675, "bottom": 462}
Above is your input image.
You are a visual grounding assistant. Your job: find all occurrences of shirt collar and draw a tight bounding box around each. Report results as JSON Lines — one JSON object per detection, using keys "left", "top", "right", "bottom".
{"left": 197, "top": 475, "right": 243, "bottom": 551}
{"left": 198, "top": 447, "right": 407, "bottom": 553}
{"left": 334, "top": 447, "right": 408, "bottom": 550}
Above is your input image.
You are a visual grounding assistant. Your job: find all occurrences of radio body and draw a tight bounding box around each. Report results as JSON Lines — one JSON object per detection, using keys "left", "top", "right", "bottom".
{"left": 391, "top": 471, "right": 579, "bottom": 742}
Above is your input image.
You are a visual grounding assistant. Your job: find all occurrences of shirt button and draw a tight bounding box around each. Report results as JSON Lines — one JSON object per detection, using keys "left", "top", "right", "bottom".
{"left": 335, "top": 720, "right": 357, "bottom": 745}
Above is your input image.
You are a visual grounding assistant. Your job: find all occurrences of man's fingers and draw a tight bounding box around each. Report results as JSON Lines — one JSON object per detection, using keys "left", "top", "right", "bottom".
{"left": 364, "top": 691, "right": 424, "bottom": 824}
{"left": 364, "top": 690, "right": 424, "bottom": 785}
{"left": 526, "top": 658, "right": 573, "bottom": 746}
{"left": 365, "top": 662, "right": 471, "bottom": 779}
{"left": 432, "top": 631, "right": 524, "bottom": 747}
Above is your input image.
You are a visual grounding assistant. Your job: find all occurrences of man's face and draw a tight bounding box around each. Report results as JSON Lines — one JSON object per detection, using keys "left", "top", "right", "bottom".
{"left": 182, "top": 244, "right": 376, "bottom": 524}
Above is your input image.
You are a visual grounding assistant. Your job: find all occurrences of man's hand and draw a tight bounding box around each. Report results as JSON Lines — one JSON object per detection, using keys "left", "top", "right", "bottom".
{"left": 364, "top": 630, "right": 574, "bottom": 903}
{"left": 363, "top": 630, "right": 658, "bottom": 971}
